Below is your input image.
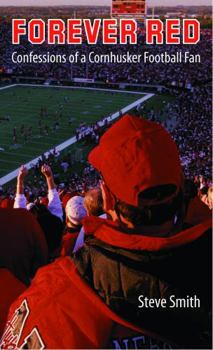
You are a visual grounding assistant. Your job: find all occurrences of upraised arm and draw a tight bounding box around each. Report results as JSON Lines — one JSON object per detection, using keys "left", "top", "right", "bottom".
{"left": 14, "top": 165, "right": 28, "bottom": 209}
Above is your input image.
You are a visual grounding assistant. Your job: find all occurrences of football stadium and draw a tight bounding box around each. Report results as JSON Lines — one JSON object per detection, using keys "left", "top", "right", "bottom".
{"left": 0, "top": 1, "right": 212, "bottom": 349}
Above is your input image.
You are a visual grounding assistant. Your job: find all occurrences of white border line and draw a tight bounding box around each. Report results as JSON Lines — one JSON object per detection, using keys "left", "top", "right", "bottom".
{"left": 0, "top": 84, "right": 17, "bottom": 91}
{"left": 0, "top": 83, "right": 148, "bottom": 95}
{"left": 0, "top": 84, "right": 154, "bottom": 185}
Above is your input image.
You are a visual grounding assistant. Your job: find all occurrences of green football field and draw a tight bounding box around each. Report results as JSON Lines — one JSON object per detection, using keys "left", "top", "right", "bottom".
{"left": 0, "top": 85, "right": 174, "bottom": 182}
{"left": 0, "top": 85, "right": 143, "bottom": 178}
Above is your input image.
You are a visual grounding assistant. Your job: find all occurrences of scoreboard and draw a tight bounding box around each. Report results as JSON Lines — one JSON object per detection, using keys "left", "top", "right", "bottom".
{"left": 111, "top": 0, "right": 146, "bottom": 17}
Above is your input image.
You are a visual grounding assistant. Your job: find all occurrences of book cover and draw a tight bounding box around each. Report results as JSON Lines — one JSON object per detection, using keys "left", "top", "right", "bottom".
{"left": 0, "top": 0, "right": 212, "bottom": 349}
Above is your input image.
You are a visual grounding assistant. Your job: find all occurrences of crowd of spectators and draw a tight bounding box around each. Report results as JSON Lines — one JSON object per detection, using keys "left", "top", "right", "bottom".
{"left": 0, "top": 114, "right": 211, "bottom": 348}
{"left": 0, "top": 19, "right": 211, "bottom": 88}
{"left": 140, "top": 85, "right": 212, "bottom": 182}
{"left": 171, "top": 85, "right": 211, "bottom": 181}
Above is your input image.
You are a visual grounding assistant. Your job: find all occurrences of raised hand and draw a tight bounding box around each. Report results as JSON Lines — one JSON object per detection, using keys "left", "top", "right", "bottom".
{"left": 18, "top": 165, "right": 28, "bottom": 181}
{"left": 41, "top": 164, "right": 53, "bottom": 179}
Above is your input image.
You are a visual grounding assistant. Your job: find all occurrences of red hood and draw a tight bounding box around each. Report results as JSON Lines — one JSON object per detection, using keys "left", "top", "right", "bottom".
{"left": 82, "top": 216, "right": 212, "bottom": 251}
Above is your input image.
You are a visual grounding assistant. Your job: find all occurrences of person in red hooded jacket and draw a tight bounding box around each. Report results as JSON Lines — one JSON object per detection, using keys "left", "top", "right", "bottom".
{"left": 0, "top": 269, "right": 26, "bottom": 337}
{"left": 1, "top": 115, "right": 211, "bottom": 350}
{"left": 0, "top": 208, "right": 48, "bottom": 286}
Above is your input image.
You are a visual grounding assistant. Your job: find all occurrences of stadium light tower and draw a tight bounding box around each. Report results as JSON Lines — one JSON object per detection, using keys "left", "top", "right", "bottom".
{"left": 152, "top": 6, "right": 155, "bottom": 18}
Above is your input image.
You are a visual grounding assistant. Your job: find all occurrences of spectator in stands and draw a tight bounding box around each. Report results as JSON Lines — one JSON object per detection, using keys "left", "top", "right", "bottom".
{"left": 61, "top": 196, "right": 87, "bottom": 256}
{"left": 184, "top": 179, "right": 211, "bottom": 226}
{"left": 14, "top": 164, "right": 63, "bottom": 222}
{"left": 14, "top": 165, "right": 64, "bottom": 260}
{"left": 33, "top": 205, "right": 64, "bottom": 261}
{"left": 201, "top": 185, "right": 213, "bottom": 210}
{"left": 207, "top": 186, "right": 213, "bottom": 210}
{"left": 73, "top": 187, "right": 106, "bottom": 252}
{"left": 0, "top": 207, "right": 48, "bottom": 286}
{"left": 1, "top": 115, "right": 211, "bottom": 349}
{"left": 83, "top": 187, "right": 103, "bottom": 217}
